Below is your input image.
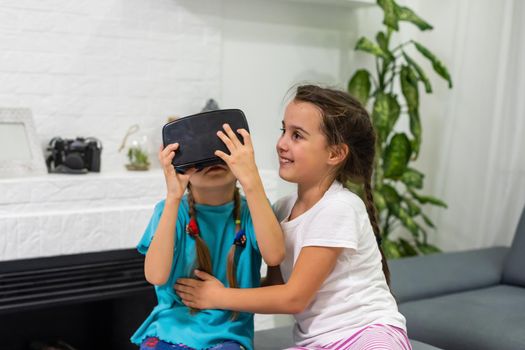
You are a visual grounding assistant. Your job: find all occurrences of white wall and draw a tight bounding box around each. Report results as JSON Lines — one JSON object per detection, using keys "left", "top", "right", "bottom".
{"left": 0, "top": 0, "right": 367, "bottom": 179}
{"left": 416, "top": 0, "right": 525, "bottom": 251}
{"left": 219, "top": 0, "right": 370, "bottom": 196}
{"left": 0, "top": 0, "right": 223, "bottom": 173}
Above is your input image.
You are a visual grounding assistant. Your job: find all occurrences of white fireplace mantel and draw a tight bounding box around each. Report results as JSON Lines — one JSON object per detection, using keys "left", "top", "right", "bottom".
{"left": 0, "top": 169, "right": 278, "bottom": 262}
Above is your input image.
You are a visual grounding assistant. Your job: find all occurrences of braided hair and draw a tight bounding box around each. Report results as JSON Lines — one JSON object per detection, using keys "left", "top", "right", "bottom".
{"left": 186, "top": 184, "right": 243, "bottom": 318}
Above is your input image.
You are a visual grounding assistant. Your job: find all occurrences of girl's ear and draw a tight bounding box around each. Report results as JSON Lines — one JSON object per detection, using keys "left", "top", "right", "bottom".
{"left": 327, "top": 144, "right": 349, "bottom": 166}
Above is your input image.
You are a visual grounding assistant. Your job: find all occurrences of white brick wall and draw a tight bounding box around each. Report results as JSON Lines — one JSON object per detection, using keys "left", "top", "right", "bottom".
{"left": 0, "top": 0, "right": 223, "bottom": 173}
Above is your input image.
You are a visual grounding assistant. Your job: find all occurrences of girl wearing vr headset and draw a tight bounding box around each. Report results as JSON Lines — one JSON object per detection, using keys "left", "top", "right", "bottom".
{"left": 131, "top": 126, "right": 285, "bottom": 350}
{"left": 175, "top": 85, "right": 410, "bottom": 350}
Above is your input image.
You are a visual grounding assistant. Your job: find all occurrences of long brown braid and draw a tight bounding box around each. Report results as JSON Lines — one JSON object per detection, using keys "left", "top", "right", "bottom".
{"left": 294, "top": 84, "right": 391, "bottom": 287}
{"left": 186, "top": 186, "right": 212, "bottom": 276}
{"left": 186, "top": 184, "right": 243, "bottom": 318}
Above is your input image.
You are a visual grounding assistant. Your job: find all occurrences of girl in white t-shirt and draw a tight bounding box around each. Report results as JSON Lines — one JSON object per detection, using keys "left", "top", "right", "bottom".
{"left": 175, "top": 85, "right": 411, "bottom": 350}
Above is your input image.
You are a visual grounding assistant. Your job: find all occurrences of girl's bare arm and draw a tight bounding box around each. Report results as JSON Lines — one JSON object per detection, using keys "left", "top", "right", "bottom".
{"left": 144, "top": 144, "right": 195, "bottom": 285}
{"left": 144, "top": 197, "right": 180, "bottom": 285}
{"left": 215, "top": 124, "right": 285, "bottom": 266}
{"left": 176, "top": 246, "right": 342, "bottom": 313}
{"left": 241, "top": 174, "right": 285, "bottom": 266}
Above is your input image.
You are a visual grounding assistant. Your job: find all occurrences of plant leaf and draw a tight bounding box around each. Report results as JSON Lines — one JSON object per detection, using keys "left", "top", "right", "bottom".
{"left": 393, "top": 206, "right": 419, "bottom": 236}
{"left": 408, "top": 111, "right": 422, "bottom": 159}
{"left": 377, "top": 0, "right": 399, "bottom": 31}
{"left": 355, "top": 37, "right": 389, "bottom": 59}
{"left": 348, "top": 69, "right": 372, "bottom": 106}
{"left": 413, "top": 41, "right": 453, "bottom": 88}
{"left": 380, "top": 184, "right": 401, "bottom": 212}
{"left": 383, "top": 133, "right": 412, "bottom": 179}
{"left": 399, "top": 238, "right": 419, "bottom": 256}
{"left": 404, "top": 197, "right": 421, "bottom": 216}
{"left": 400, "top": 65, "right": 419, "bottom": 113}
{"left": 376, "top": 31, "right": 389, "bottom": 52}
{"left": 376, "top": 32, "right": 394, "bottom": 62}
{"left": 395, "top": 5, "right": 433, "bottom": 31}
{"left": 383, "top": 239, "right": 402, "bottom": 259}
{"left": 403, "top": 52, "right": 432, "bottom": 93}
{"left": 401, "top": 168, "right": 424, "bottom": 189}
{"left": 373, "top": 189, "right": 387, "bottom": 212}
{"left": 417, "top": 243, "right": 441, "bottom": 255}
{"left": 400, "top": 64, "right": 421, "bottom": 160}
{"left": 421, "top": 212, "right": 435, "bottom": 228}
{"left": 410, "top": 189, "right": 448, "bottom": 208}
{"left": 372, "top": 92, "right": 400, "bottom": 143}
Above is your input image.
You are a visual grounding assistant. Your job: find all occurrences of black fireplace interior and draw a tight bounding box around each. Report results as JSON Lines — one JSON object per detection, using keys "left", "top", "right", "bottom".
{"left": 0, "top": 249, "right": 156, "bottom": 350}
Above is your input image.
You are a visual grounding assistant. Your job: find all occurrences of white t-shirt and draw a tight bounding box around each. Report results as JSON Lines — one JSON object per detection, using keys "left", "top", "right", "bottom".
{"left": 273, "top": 181, "right": 406, "bottom": 347}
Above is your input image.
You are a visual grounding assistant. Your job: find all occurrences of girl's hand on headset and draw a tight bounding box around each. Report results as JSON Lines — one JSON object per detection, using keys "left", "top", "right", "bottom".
{"left": 159, "top": 143, "right": 196, "bottom": 200}
{"left": 215, "top": 124, "right": 260, "bottom": 190}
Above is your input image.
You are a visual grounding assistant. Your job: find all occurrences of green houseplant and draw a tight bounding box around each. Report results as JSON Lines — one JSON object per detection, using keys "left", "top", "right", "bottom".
{"left": 348, "top": 0, "right": 452, "bottom": 258}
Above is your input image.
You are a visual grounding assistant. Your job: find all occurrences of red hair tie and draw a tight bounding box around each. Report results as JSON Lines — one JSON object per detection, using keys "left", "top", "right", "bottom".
{"left": 186, "top": 217, "right": 200, "bottom": 237}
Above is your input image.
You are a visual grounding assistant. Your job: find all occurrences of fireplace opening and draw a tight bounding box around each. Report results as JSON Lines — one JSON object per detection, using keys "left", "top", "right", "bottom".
{"left": 0, "top": 249, "right": 156, "bottom": 350}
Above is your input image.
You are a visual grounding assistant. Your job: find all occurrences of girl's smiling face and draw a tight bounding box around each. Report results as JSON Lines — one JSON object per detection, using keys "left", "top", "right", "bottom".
{"left": 276, "top": 100, "right": 336, "bottom": 186}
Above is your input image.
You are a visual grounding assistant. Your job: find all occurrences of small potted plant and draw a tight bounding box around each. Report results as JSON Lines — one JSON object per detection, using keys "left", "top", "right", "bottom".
{"left": 119, "top": 125, "right": 151, "bottom": 171}
{"left": 126, "top": 142, "right": 150, "bottom": 171}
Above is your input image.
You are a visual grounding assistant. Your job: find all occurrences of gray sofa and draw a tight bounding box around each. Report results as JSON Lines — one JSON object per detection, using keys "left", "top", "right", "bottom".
{"left": 389, "top": 205, "right": 525, "bottom": 350}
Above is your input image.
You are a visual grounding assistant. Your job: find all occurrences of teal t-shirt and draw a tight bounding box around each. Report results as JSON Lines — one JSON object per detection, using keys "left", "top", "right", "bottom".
{"left": 130, "top": 195, "right": 261, "bottom": 350}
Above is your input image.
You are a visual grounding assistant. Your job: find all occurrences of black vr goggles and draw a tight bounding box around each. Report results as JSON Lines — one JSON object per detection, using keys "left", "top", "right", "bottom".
{"left": 162, "top": 109, "right": 249, "bottom": 173}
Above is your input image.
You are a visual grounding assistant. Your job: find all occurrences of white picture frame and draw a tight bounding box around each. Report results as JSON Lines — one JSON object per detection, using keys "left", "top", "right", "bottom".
{"left": 0, "top": 108, "right": 47, "bottom": 178}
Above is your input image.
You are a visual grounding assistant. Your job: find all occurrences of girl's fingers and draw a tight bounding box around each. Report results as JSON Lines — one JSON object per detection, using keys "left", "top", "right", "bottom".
{"left": 182, "top": 300, "right": 197, "bottom": 309}
{"left": 237, "top": 129, "right": 253, "bottom": 148}
{"left": 217, "top": 131, "right": 235, "bottom": 152}
{"left": 174, "top": 283, "right": 193, "bottom": 294}
{"left": 222, "top": 124, "right": 242, "bottom": 148}
{"left": 160, "top": 143, "right": 179, "bottom": 167}
{"left": 176, "top": 291, "right": 194, "bottom": 303}
{"left": 214, "top": 150, "right": 231, "bottom": 163}
{"left": 163, "top": 151, "right": 176, "bottom": 168}
{"left": 177, "top": 278, "right": 199, "bottom": 287}
{"left": 161, "top": 143, "right": 179, "bottom": 157}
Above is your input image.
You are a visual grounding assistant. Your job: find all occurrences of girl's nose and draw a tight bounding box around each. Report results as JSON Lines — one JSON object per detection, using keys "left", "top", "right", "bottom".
{"left": 276, "top": 134, "right": 288, "bottom": 153}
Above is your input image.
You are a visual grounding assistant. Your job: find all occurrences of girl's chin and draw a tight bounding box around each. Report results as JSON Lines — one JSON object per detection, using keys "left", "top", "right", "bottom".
{"left": 278, "top": 167, "right": 296, "bottom": 182}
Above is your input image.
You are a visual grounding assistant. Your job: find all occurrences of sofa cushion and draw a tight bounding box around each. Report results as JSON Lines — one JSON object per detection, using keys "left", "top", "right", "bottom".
{"left": 399, "top": 285, "right": 525, "bottom": 350}
{"left": 253, "top": 325, "right": 441, "bottom": 350}
{"left": 254, "top": 325, "right": 292, "bottom": 350}
{"left": 389, "top": 247, "right": 508, "bottom": 303}
{"left": 502, "top": 205, "right": 525, "bottom": 286}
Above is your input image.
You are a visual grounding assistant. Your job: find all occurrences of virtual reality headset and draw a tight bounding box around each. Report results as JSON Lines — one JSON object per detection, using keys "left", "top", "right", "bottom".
{"left": 162, "top": 109, "right": 249, "bottom": 173}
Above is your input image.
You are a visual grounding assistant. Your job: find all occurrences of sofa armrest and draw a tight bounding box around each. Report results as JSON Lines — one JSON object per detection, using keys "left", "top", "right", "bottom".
{"left": 389, "top": 247, "right": 509, "bottom": 303}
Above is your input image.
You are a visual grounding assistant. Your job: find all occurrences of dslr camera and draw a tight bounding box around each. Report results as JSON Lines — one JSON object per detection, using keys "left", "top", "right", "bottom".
{"left": 46, "top": 137, "right": 102, "bottom": 174}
